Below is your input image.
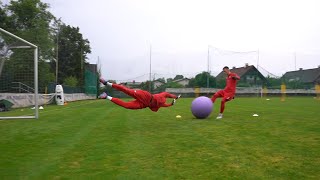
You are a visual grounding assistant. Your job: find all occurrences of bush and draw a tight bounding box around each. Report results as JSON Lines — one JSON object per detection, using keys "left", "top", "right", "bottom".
{"left": 64, "top": 76, "right": 78, "bottom": 87}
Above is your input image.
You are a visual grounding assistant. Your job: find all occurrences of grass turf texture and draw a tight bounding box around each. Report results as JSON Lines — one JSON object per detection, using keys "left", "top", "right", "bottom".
{"left": 0, "top": 97, "right": 319, "bottom": 179}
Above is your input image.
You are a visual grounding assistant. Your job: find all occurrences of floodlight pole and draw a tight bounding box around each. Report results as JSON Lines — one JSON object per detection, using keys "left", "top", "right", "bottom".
{"left": 294, "top": 51, "right": 297, "bottom": 71}
{"left": 207, "top": 45, "right": 210, "bottom": 88}
{"left": 149, "top": 44, "right": 152, "bottom": 92}
{"left": 56, "top": 30, "right": 59, "bottom": 85}
{"left": 257, "top": 49, "right": 259, "bottom": 71}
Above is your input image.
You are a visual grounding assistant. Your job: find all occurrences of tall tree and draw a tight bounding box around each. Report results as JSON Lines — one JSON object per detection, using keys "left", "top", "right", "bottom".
{"left": 265, "top": 76, "right": 281, "bottom": 88}
{"left": 173, "top": 75, "right": 184, "bottom": 80}
{"left": 166, "top": 78, "right": 173, "bottom": 83}
{"left": 56, "top": 24, "right": 91, "bottom": 86}
{"left": 1, "top": 0, "right": 55, "bottom": 92}
{"left": 6, "top": 0, "right": 55, "bottom": 59}
{"left": 0, "top": 2, "right": 8, "bottom": 28}
{"left": 188, "top": 72, "right": 216, "bottom": 88}
{"left": 155, "top": 77, "right": 165, "bottom": 83}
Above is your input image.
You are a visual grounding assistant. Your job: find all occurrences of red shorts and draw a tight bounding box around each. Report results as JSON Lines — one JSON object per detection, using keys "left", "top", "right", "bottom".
{"left": 214, "top": 90, "right": 235, "bottom": 101}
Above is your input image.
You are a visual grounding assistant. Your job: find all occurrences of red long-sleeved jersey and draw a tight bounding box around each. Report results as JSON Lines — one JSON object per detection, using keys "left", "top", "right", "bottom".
{"left": 109, "top": 84, "right": 177, "bottom": 112}
{"left": 149, "top": 92, "right": 177, "bottom": 112}
{"left": 224, "top": 72, "right": 240, "bottom": 93}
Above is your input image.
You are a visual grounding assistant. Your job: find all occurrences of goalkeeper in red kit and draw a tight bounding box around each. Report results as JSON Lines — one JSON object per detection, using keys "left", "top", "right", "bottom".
{"left": 98, "top": 78, "right": 181, "bottom": 112}
{"left": 212, "top": 66, "right": 240, "bottom": 119}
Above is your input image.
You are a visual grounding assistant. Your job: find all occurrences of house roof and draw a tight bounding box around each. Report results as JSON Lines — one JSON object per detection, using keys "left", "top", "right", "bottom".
{"left": 216, "top": 65, "right": 265, "bottom": 80}
{"left": 282, "top": 67, "right": 320, "bottom": 83}
{"left": 153, "top": 80, "right": 165, "bottom": 84}
{"left": 172, "top": 78, "right": 190, "bottom": 82}
{"left": 125, "top": 81, "right": 142, "bottom": 86}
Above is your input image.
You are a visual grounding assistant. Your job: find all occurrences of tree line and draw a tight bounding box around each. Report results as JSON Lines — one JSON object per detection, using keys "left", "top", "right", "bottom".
{"left": 106, "top": 72, "right": 301, "bottom": 94}
{"left": 0, "top": 0, "right": 91, "bottom": 93}
{"left": 1, "top": 0, "right": 303, "bottom": 94}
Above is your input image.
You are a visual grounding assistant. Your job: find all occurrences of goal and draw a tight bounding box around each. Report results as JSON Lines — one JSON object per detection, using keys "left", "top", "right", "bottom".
{"left": 0, "top": 28, "right": 39, "bottom": 119}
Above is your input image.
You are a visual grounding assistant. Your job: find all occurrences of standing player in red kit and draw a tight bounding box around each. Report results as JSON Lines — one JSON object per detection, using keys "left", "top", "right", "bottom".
{"left": 98, "top": 78, "right": 181, "bottom": 112}
{"left": 212, "top": 66, "right": 240, "bottom": 119}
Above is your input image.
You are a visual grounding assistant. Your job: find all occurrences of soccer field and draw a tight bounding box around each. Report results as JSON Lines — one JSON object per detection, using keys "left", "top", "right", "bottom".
{"left": 0, "top": 97, "right": 319, "bottom": 179}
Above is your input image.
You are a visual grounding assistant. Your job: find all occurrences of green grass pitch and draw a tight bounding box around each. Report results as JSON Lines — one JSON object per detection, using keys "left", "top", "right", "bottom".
{"left": 0, "top": 97, "right": 319, "bottom": 179}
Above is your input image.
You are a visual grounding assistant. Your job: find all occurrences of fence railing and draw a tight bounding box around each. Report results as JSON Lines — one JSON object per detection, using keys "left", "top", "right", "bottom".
{"left": 166, "top": 87, "right": 317, "bottom": 97}
{"left": 11, "top": 82, "right": 34, "bottom": 93}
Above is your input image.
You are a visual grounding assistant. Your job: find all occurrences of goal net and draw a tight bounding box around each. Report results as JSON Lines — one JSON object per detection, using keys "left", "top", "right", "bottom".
{"left": 208, "top": 46, "right": 259, "bottom": 76}
{"left": 0, "top": 28, "right": 39, "bottom": 119}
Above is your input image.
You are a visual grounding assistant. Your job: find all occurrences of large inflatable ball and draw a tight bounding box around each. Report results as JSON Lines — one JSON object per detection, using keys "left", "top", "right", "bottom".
{"left": 191, "top": 96, "right": 213, "bottom": 119}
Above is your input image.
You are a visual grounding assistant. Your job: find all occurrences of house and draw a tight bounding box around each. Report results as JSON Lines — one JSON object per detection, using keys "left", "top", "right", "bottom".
{"left": 216, "top": 64, "right": 267, "bottom": 87}
{"left": 153, "top": 80, "right": 165, "bottom": 89}
{"left": 282, "top": 67, "right": 320, "bottom": 87}
{"left": 123, "top": 81, "right": 143, "bottom": 89}
{"left": 173, "top": 78, "right": 190, "bottom": 87}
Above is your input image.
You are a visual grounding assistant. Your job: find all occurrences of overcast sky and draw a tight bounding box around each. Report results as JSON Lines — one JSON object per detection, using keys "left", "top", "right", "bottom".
{"left": 41, "top": 0, "right": 320, "bottom": 82}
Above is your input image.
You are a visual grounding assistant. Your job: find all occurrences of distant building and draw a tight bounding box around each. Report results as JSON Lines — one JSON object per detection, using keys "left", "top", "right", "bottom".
{"left": 124, "top": 81, "right": 143, "bottom": 89}
{"left": 216, "top": 64, "right": 267, "bottom": 87}
{"left": 173, "top": 78, "right": 190, "bottom": 87}
{"left": 153, "top": 80, "right": 165, "bottom": 89}
{"left": 282, "top": 67, "right": 320, "bottom": 87}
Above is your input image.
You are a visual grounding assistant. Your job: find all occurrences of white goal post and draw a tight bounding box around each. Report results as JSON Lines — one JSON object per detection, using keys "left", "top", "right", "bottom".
{"left": 0, "top": 28, "right": 39, "bottom": 119}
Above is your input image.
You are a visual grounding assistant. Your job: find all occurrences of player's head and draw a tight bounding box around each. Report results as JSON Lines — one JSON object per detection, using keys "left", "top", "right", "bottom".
{"left": 223, "top": 66, "right": 230, "bottom": 74}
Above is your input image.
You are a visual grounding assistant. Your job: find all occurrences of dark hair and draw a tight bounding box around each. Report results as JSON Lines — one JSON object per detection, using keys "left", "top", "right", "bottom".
{"left": 223, "top": 66, "right": 229, "bottom": 70}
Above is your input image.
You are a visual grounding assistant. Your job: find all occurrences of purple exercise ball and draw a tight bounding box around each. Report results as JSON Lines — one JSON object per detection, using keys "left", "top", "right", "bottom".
{"left": 191, "top": 96, "right": 213, "bottom": 119}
